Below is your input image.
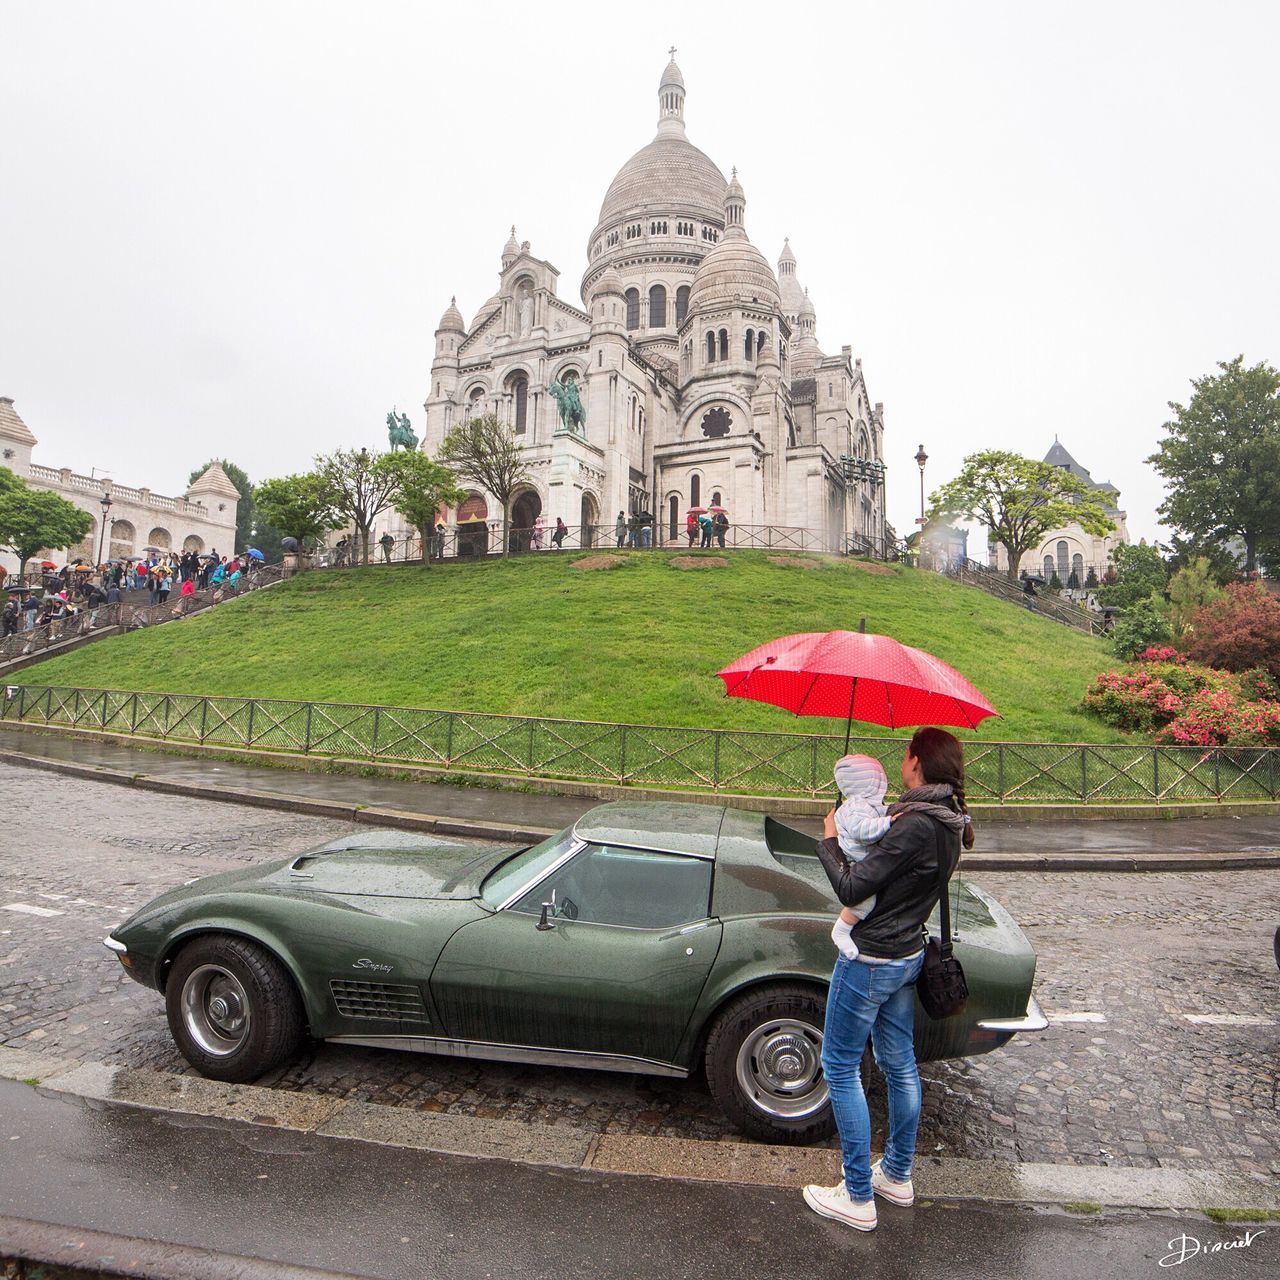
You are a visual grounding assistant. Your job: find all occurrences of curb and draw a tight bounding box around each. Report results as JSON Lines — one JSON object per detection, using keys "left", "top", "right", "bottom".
{"left": 2, "top": 743, "right": 1278, "bottom": 872}
{"left": 0, "top": 1215, "right": 359, "bottom": 1280}
{"left": 3, "top": 1049, "right": 1277, "bottom": 1214}
{"left": 7, "top": 718, "right": 1280, "bottom": 823}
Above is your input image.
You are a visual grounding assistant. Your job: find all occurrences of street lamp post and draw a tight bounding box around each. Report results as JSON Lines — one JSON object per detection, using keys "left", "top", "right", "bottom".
{"left": 96, "top": 492, "right": 113, "bottom": 574}
{"left": 914, "top": 444, "right": 928, "bottom": 566}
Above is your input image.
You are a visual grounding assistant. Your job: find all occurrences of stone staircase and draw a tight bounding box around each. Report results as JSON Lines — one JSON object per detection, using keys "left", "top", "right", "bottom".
{"left": 941, "top": 558, "right": 1104, "bottom": 636}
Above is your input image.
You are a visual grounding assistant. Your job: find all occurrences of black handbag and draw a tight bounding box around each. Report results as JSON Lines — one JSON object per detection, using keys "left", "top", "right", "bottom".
{"left": 916, "top": 822, "right": 968, "bottom": 1019}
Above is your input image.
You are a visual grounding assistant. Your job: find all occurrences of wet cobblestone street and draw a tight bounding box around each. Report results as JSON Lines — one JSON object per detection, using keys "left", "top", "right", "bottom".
{"left": 2, "top": 761, "right": 1277, "bottom": 1175}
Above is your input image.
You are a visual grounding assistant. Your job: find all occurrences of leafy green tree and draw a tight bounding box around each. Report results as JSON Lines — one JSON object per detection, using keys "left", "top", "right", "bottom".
{"left": 437, "top": 414, "right": 531, "bottom": 558}
{"left": 378, "top": 451, "right": 466, "bottom": 564}
{"left": 1161, "top": 533, "right": 1241, "bottom": 587}
{"left": 0, "top": 469, "right": 94, "bottom": 578}
{"left": 189, "top": 460, "right": 255, "bottom": 553}
{"left": 1085, "top": 566, "right": 1099, "bottom": 589}
{"left": 1147, "top": 356, "right": 1280, "bottom": 575}
{"left": 1166, "top": 557, "right": 1226, "bottom": 640}
{"left": 928, "top": 450, "right": 1115, "bottom": 581}
{"left": 313, "top": 448, "right": 403, "bottom": 566}
{"left": 253, "top": 473, "right": 341, "bottom": 552}
{"left": 1097, "top": 542, "right": 1168, "bottom": 609}
{"left": 1111, "top": 595, "right": 1174, "bottom": 661}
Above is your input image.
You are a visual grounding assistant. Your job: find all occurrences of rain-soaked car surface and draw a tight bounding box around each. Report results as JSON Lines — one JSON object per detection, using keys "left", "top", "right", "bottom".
{"left": 106, "top": 800, "right": 1046, "bottom": 1143}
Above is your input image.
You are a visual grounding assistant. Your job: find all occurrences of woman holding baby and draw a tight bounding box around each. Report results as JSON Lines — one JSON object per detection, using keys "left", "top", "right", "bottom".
{"left": 802, "top": 727, "right": 975, "bottom": 1233}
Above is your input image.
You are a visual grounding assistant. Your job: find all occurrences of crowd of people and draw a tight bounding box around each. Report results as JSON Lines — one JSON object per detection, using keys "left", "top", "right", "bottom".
{"left": 1, "top": 548, "right": 257, "bottom": 644}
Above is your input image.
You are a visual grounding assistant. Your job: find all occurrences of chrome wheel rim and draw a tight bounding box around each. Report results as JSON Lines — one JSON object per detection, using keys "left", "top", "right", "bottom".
{"left": 180, "top": 964, "right": 251, "bottom": 1057}
{"left": 734, "top": 1016, "right": 827, "bottom": 1119}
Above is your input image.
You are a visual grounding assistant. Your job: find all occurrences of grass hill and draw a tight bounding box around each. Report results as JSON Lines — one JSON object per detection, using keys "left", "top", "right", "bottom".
{"left": 19, "top": 551, "right": 1124, "bottom": 743}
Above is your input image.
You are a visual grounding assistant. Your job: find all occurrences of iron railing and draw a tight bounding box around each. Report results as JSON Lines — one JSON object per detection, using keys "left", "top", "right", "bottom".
{"left": 940, "top": 557, "right": 1105, "bottom": 635}
{"left": 325, "top": 521, "right": 891, "bottom": 566}
{"left": 3, "top": 683, "right": 1275, "bottom": 804}
{"left": 0, "top": 564, "right": 290, "bottom": 669}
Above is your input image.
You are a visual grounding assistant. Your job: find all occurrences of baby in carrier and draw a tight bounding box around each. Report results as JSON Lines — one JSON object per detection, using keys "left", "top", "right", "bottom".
{"left": 829, "top": 754, "right": 892, "bottom": 960}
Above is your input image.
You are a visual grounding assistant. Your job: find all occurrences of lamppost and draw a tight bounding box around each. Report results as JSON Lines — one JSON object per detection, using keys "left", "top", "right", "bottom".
{"left": 95, "top": 492, "right": 114, "bottom": 574}
{"left": 838, "top": 452, "right": 887, "bottom": 555}
{"left": 914, "top": 444, "right": 928, "bottom": 566}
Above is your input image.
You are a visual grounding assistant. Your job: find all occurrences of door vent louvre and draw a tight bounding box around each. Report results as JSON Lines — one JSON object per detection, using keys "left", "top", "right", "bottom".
{"left": 330, "top": 979, "right": 429, "bottom": 1023}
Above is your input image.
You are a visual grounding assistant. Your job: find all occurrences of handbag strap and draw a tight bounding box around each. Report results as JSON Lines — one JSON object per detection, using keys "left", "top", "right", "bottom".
{"left": 932, "top": 818, "right": 955, "bottom": 958}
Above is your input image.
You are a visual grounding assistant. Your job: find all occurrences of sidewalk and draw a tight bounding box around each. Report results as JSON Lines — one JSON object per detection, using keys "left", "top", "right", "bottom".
{"left": 3, "top": 725, "right": 1278, "bottom": 869}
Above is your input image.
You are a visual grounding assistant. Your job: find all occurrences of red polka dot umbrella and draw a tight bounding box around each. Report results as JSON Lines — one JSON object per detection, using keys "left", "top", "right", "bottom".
{"left": 717, "top": 629, "right": 998, "bottom": 752}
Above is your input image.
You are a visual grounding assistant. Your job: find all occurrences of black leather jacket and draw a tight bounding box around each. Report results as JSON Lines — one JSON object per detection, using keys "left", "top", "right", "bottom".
{"left": 816, "top": 811, "right": 961, "bottom": 959}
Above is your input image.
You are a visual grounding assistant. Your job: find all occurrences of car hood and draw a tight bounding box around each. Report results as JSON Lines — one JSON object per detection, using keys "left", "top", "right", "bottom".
{"left": 259, "top": 831, "right": 520, "bottom": 900}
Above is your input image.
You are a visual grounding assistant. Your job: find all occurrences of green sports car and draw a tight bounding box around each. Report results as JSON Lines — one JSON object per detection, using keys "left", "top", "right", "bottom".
{"left": 105, "top": 800, "right": 1046, "bottom": 1144}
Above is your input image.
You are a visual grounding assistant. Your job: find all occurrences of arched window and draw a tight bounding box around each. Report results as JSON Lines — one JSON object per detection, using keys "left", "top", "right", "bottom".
{"left": 718, "top": 329, "right": 728, "bottom": 361}
{"left": 669, "top": 495, "right": 679, "bottom": 541}
{"left": 468, "top": 386, "right": 485, "bottom": 418}
{"left": 649, "top": 284, "right": 667, "bottom": 327}
{"left": 507, "top": 372, "right": 529, "bottom": 434}
{"left": 1072, "top": 552, "right": 1084, "bottom": 583}
{"left": 756, "top": 331, "right": 766, "bottom": 359}
{"left": 1043, "top": 554, "right": 1054, "bottom": 580}
{"left": 675, "top": 285, "right": 690, "bottom": 325}
{"left": 706, "top": 331, "right": 716, "bottom": 363}
{"left": 630, "top": 395, "right": 637, "bottom": 430}
{"left": 744, "top": 329, "right": 754, "bottom": 359}
{"left": 625, "top": 289, "right": 640, "bottom": 330}
{"left": 711, "top": 491, "right": 721, "bottom": 506}
{"left": 690, "top": 475, "right": 701, "bottom": 508}
{"left": 1056, "top": 540, "right": 1069, "bottom": 579}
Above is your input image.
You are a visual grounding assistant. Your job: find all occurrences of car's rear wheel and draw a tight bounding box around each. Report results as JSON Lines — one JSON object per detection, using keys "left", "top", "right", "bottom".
{"left": 704, "top": 984, "right": 835, "bottom": 1144}
{"left": 165, "top": 935, "right": 305, "bottom": 1082}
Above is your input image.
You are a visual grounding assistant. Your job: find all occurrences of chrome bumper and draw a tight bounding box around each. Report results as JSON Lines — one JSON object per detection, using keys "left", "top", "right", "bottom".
{"left": 103, "top": 935, "right": 127, "bottom": 954}
{"left": 977, "top": 995, "right": 1048, "bottom": 1033}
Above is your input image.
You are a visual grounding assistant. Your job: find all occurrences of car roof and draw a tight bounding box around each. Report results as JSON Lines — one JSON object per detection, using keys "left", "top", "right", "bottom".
{"left": 572, "top": 800, "right": 727, "bottom": 860}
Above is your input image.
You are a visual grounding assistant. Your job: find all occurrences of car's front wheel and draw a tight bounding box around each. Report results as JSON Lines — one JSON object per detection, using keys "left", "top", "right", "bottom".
{"left": 704, "top": 984, "right": 835, "bottom": 1144}
{"left": 165, "top": 935, "right": 305, "bottom": 1082}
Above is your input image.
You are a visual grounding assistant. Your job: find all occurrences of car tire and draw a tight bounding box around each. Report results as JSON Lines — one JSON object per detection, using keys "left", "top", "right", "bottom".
{"left": 704, "top": 984, "right": 835, "bottom": 1145}
{"left": 165, "top": 935, "right": 305, "bottom": 1083}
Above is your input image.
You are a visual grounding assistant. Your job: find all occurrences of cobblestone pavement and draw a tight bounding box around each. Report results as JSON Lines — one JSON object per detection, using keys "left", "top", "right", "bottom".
{"left": 2, "top": 761, "right": 1277, "bottom": 1176}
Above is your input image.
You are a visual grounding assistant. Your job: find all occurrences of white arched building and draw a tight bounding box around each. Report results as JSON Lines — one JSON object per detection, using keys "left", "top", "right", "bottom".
{"left": 419, "top": 53, "right": 887, "bottom": 551}
{"left": 0, "top": 396, "right": 238, "bottom": 573}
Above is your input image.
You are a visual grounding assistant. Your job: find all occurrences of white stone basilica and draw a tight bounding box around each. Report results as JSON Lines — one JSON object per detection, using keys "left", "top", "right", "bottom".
{"left": 421, "top": 53, "right": 887, "bottom": 550}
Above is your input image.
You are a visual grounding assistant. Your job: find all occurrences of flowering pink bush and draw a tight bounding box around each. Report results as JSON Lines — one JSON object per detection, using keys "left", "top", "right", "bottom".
{"left": 1084, "top": 654, "right": 1280, "bottom": 745}
{"left": 1135, "top": 646, "right": 1186, "bottom": 665}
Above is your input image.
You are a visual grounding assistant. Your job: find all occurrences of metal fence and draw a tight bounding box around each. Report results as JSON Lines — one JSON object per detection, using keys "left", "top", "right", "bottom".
{"left": 940, "top": 558, "right": 1106, "bottom": 636}
{"left": 4, "top": 683, "right": 1276, "bottom": 804}
{"left": 325, "top": 520, "right": 880, "bottom": 567}
{"left": 0, "top": 564, "right": 290, "bottom": 670}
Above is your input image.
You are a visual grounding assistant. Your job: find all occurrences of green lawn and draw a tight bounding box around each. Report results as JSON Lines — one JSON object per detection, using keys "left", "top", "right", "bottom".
{"left": 19, "top": 551, "right": 1126, "bottom": 743}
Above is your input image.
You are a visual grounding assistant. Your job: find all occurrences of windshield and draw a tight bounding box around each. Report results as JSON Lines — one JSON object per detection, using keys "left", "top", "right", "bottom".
{"left": 479, "top": 827, "right": 579, "bottom": 908}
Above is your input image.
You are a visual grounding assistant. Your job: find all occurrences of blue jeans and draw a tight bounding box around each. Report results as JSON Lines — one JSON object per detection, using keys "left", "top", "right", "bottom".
{"left": 821, "top": 951, "right": 925, "bottom": 1200}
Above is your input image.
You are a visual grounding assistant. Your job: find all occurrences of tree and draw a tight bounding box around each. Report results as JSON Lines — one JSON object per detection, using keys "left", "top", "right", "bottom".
{"left": 928, "top": 450, "right": 1115, "bottom": 581}
{"left": 1161, "top": 533, "right": 1241, "bottom": 587}
{"left": 1111, "top": 595, "right": 1174, "bottom": 661}
{"left": 313, "top": 448, "right": 403, "bottom": 566}
{"left": 189, "top": 459, "right": 255, "bottom": 553}
{"left": 437, "top": 414, "right": 531, "bottom": 558}
{"left": 253, "top": 473, "right": 341, "bottom": 550}
{"left": 1147, "top": 356, "right": 1280, "bottom": 575}
{"left": 1085, "top": 566, "right": 1099, "bottom": 589}
{"left": 1184, "top": 582, "right": 1280, "bottom": 679}
{"left": 1166, "top": 557, "right": 1226, "bottom": 640}
{"left": 1096, "top": 542, "right": 1168, "bottom": 610}
{"left": 378, "top": 451, "right": 466, "bottom": 564}
{"left": 0, "top": 469, "right": 94, "bottom": 578}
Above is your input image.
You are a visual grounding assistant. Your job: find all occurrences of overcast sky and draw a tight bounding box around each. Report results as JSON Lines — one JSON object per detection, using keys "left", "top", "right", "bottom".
{"left": 3, "top": 1, "right": 1277, "bottom": 543}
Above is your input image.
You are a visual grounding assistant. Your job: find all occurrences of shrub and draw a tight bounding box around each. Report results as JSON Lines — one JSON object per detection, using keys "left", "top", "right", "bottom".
{"left": 1154, "top": 687, "right": 1280, "bottom": 748}
{"left": 1136, "top": 646, "right": 1186, "bottom": 664}
{"left": 1111, "top": 596, "right": 1174, "bottom": 660}
{"left": 1185, "top": 582, "right": 1280, "bottom": 678}
{"left": 1166, "top": 557, "right": 1226, "bottom": 639}
{"left": 1085, "top": 566, "right": 1099, "bottom": 589}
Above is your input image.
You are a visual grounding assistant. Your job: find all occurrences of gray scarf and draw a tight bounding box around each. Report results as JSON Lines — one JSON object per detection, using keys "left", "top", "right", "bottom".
{"left": 887, "top": 782, "right": 968, "bottom": 834}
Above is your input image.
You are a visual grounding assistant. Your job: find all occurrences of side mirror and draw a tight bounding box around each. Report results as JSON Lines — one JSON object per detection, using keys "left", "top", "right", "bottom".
{"left": 536, "top": 888, "right": 557, "bottom": 931}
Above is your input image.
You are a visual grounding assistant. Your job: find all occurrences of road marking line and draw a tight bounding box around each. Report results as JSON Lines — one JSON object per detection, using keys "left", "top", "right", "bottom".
{"left": 1183, "top": 1014, "right": 1274, "bottom": 1027}
{"left": 1048, "top": 1012, "right": 1107, "bottom": 1023}
{"left": 3, "top": 903, "right": 65, "bottom": 917}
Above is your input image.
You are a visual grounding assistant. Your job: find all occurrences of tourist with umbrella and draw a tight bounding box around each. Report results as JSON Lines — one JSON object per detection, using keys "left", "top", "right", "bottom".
{"left": 686, "top": 506, "right": 703, "bottom": 547}
{"left": 717, "top": 628, "right": 994, "bottom": 1232}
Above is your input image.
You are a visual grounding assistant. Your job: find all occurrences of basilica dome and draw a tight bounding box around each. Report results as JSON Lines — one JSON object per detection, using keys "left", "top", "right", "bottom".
{"left": 597, "top": 135, "right": 727, "bottom": 228}
{"left": 687, "top": 173, "right": 779, "bottom": 312}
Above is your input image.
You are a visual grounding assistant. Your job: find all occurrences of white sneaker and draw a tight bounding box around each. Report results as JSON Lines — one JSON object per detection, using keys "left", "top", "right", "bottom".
{"left": 802, "top": 1180, "right": 877, "bottom": 1231}
{"left": 871, "top": 1159, "right": 914, "bottom": 1207}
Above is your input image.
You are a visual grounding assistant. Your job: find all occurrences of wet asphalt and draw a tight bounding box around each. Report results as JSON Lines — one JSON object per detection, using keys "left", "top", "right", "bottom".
{"left": 1, "top": 1082, "right": 1274, "bottom": 1280}
{"left": 2, "top": 724, "right": 1279, "bottom": 854}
